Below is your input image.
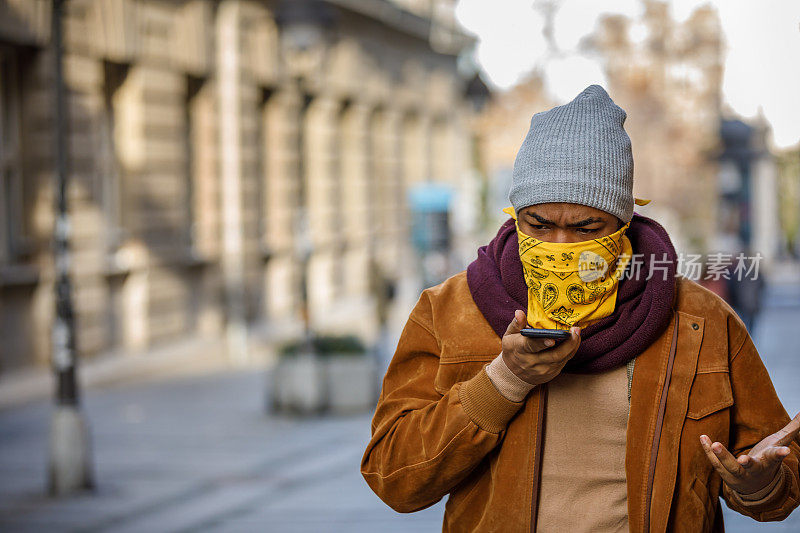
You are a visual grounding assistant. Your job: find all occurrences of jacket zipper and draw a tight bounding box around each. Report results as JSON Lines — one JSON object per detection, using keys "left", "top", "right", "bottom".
{"left": 643, "top": 311, "right": 679, "bottom": 532}
{"left": 529, "top": 383, "right": 548, "bottom": 532}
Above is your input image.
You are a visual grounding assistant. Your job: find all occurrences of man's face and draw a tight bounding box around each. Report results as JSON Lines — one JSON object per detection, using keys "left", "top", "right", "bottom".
{"left": 516, "top": 202, "right": 623, "bottom": 244}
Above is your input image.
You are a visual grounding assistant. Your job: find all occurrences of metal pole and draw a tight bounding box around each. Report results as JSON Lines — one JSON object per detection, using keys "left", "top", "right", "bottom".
{"left": 52, "top": 0, "right": 76, "bottom": 404}
{"left": 48, "top": 0, "right": 93, "bottom": 495}
{"left": 295, "top": 79, "right": 313, "bottom": 352}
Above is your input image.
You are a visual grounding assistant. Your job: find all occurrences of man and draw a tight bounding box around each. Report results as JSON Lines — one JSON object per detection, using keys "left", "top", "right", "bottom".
{"left": 726, "top": 246, "right": 766, "bottom": 334}
{"left": 361, "top": 85, "right": 800, "bottom": 532}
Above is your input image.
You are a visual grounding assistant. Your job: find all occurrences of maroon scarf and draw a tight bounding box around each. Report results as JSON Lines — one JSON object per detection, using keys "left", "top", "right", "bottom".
{"left": 466, "top": 213, "right": 677, "bottom": 374}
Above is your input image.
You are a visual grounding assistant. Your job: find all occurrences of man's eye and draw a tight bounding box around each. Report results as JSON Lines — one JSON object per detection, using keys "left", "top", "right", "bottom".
{"left": 577, "top": 228, "right": 599, "bottom": 234}
{"left": 531, "top": 224, "right": 548, "bottom": 230}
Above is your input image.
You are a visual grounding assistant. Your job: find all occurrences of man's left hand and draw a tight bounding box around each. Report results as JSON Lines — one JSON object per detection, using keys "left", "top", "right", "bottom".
{"left": 700, "top": 411, "right": 800, "bottom": 496}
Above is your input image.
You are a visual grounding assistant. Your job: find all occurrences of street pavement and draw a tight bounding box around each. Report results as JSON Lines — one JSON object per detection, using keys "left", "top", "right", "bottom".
{"left": 0, "top": 280, "right": 798, "bottom": 532}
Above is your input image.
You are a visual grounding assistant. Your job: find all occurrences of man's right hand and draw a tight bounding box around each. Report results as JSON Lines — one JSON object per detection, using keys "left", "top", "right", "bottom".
{"left": 500, "top": 310, "right": 581, "bottom": 386}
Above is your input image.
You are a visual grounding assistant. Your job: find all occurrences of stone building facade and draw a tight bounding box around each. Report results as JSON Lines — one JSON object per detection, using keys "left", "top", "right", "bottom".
{"left": 0, "top": 0, "right": 478, "bottom": 372}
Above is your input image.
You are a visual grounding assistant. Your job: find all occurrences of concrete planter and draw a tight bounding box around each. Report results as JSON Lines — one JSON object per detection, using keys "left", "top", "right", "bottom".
{"left": 271, "top": 352, "right": 377, "bottom": 415}
{"left": 271, "top": 352, "right": 326, "bottom": 415}
{"left": 324, "top": 355, "right": 377, "bottom": 414}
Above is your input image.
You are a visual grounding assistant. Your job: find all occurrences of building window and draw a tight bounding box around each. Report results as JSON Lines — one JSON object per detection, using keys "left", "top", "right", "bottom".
{"left": 183, "top": 75, "right": 219, "bottom": 258}
{"left": 97, "top": 60, "right": 130, "bottom": 251}
{"left": 256, "top": 87, "right": 274, "bottom": 251}
{"left": 185, "top": 75, "right": 204, "bottom": 250}
{"left": 0, "top": 47, "right": 24, "bottom": 264}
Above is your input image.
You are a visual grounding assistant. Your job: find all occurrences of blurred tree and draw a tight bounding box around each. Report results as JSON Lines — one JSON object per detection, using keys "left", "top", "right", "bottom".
{"left": 581, "top": 1, "right": 724, "bottom": 254}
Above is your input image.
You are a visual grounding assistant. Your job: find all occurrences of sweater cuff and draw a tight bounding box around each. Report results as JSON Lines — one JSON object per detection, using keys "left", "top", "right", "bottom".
{"left": 485, "top": 352, "right": 536, "bottom": 402}
{"left": 728, "top": 463, "right": 789, "bottom": 507}
{"left": 459, "top": 366, "right": 525, "bottom": 433}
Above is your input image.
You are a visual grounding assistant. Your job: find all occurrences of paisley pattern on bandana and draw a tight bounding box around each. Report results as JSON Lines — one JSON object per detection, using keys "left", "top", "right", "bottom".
{"left": 503, "top": 206, "right": 633, "bottom": 330}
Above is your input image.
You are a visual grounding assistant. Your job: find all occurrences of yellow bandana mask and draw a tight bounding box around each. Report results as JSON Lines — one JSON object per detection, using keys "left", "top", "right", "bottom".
{"left": 503, "top": 206, "right": 634, "bottom": 330}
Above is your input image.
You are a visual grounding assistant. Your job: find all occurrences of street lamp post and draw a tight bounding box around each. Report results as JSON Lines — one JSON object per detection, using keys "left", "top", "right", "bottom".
{"left": 48, "top": 0, "right": 94, "bottom": 496}
{"left": 275, "top": 0, "right": 335, "bottom": 353}
{"left": 275, "top": 0, "right": 335, "bottom": 55}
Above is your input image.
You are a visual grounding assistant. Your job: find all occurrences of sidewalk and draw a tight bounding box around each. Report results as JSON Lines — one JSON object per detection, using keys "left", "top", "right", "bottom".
{"left": 0, "top": 367, "right": 444, "bottom": 532}
{"left": 0, "top": 336, "right": 237, "bottom": 411}
{"left": 721, "top": 276, "right": 800, "bottom": 533}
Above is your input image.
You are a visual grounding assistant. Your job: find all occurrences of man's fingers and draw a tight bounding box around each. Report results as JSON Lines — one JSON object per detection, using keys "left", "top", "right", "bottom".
{"left": 523, "top": 336, "right": 556, "bottom": 353}
{"left": 560, "top": 327, "right": 581, "bottom": 358}
{"left": 561, "top": 327, "right": 581, "bottom": 360}
{"left": 774, "top": 412, "right": 800, "bottom": 446}
{"left": 506, "top": 321, "right": 580, "bottom": 366}
{"left": 533, "top": 327, "right": 580, "bottom": 363}
{"left": 737, "top": 454, "right": 754, "bottom": 469}
{"left": 710, "top": 440, "right": 746, "bottom": 477}
{"left": 570, "top": 326, "right": 581, "bottom": 348}
{"left": 700, "top": 436, "right": 739, "bottom": 485}
{"left": 761, "top": 446, "right": 791, "bottom": 464}
{"left": 504, "top": 310, "right": 526, "bottom": 336}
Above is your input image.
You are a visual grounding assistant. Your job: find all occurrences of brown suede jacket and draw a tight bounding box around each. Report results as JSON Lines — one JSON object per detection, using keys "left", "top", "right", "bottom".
{"left": 361, "top": 271, "right": 800, "bottom": 532}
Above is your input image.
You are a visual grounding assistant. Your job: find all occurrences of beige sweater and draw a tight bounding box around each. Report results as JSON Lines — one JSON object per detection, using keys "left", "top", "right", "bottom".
{"left": 485, "top": 354, "right": 785, "bottom": 531}
{"left": 537, "top": 363, "right": 630, "bottom": 532}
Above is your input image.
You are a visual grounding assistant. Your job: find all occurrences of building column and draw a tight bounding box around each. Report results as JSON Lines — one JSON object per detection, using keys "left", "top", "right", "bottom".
{"left": 751, "top": 156, "right": 780, "bottom": 268}
{"left": 217, "top": 0, "right": 248, "bottom": 362}
{"left": 304, "top": 95, "right": 341, "bottom": 317}
{"left": 262, "top": 89, "right": 300, "bottom": 321}
{"left": 340, "top": 102, "right": 371, "bottom": 298}
{"left": 370, "top": 107, "right": 406, "bottom": 273}
{"left": 402, "top": 111, "right": 431, "bottom": 187}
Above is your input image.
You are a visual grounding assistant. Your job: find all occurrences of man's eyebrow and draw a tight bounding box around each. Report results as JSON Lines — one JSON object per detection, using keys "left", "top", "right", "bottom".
{"left": 527, "top": 212, "right": 556, "bottom": 225}
{"left": 526, "top": 212, "right": 605, "bottom": 227}
{"left": 566, "top": 217, "right": 605, "bottom": 228}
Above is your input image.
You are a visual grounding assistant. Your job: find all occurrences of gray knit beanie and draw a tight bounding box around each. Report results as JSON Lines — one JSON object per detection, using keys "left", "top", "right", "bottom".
{"left": 509, "top": 84, "right": 634, "bottom": 223}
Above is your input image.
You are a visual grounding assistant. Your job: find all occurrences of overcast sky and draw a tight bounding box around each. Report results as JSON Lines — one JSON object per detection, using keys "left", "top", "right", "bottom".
{"left": 455, "top": 0, "right": 800, "bottom": 149}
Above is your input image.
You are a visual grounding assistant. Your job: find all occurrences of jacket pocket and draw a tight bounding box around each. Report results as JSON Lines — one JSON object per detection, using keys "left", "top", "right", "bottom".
{"left": 686, "top": 370, "right": 734, "bottom": 420}
{"left": 444, "top": 457, "right": 490, "bottom": 524}
{"left": 688, "top": 477, "right": 713, "bottom": 529}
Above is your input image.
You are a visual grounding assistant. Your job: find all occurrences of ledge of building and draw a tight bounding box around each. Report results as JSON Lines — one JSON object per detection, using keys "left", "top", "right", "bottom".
{"left": 0, "top": 263, "right": 41, "bottom": 288}
{"left": 327, "top": 0, "right": 475, "bottom": 55}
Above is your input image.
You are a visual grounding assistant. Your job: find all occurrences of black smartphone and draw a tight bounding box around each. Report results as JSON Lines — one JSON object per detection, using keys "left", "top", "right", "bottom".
{"left": 520, "top": 328, "right": 571, "bottom": 342}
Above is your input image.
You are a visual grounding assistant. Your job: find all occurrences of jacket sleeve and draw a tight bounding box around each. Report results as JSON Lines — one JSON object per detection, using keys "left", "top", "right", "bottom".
{"left": 360, "top": 290, "right": 526, "bottom": 513}
{"left": 721, "top": 317, "right": 800, "bottom": 521}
